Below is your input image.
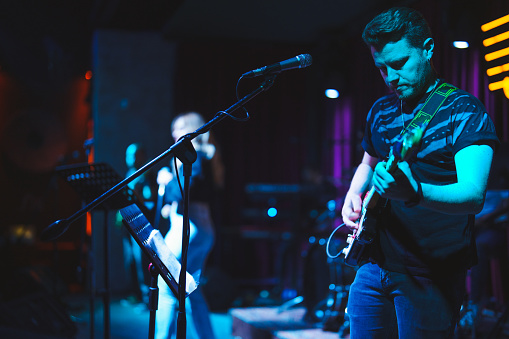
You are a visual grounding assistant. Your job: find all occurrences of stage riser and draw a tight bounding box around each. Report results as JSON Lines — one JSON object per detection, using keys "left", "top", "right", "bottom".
{"left": 230, "top": 307, "right": 344, "bottom": 339}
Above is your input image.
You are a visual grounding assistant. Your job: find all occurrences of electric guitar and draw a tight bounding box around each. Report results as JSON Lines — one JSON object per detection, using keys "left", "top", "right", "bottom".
{"left": 341, "top": 127, "right": 424, "bottom": 267}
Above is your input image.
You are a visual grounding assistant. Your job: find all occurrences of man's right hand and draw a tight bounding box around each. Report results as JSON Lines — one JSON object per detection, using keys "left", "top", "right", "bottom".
{"left": 342, "top": 191, "right": 363, "bottom": 231}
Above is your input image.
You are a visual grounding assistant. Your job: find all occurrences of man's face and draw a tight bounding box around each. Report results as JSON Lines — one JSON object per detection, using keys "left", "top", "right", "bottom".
{"left": 172, "top": 117, "right": 189, "bottom": 142}
{"left": 371, "top": 37, "right": 432, "bottom": 101}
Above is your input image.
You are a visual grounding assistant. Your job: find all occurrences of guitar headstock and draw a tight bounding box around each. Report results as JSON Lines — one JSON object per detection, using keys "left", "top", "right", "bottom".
{"left": 392, "top": 127, "right": 424, "bottom": 161}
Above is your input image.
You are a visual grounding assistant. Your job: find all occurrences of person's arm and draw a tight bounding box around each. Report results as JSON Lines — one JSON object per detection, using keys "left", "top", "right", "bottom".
{"left": 373, "top": 144, "right": 494, "bottom": 214}
{"left": 341, "top": 152, "right": 379, "bottom": 229}
{"left": 421, "top": 144, "right": 493, "bottom": 214}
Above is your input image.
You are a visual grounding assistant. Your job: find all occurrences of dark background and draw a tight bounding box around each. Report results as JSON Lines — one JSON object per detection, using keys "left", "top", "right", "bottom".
{"left": 0, "top": 0, "right": 508, "bottom": 316}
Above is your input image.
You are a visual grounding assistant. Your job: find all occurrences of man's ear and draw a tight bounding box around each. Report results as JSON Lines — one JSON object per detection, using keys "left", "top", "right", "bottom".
{"left": 424, "top": 38, "right": 434, "bottom": 60}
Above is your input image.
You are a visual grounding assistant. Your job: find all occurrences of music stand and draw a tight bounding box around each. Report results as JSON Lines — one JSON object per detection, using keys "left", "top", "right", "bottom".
{"left": 119, "top": 203, "right": 198, "bottom": 339}
{"left": 55, "top": 162, "right": 133, "bottom": 339}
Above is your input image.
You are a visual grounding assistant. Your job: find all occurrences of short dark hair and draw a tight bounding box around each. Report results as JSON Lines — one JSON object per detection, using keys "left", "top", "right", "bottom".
{"left": 362, "top": 7, "right": 432, "bottom": 50}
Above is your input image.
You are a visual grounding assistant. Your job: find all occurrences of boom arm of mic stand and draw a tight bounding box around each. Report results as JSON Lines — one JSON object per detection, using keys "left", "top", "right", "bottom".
{"left": 41, "top": 74, "right": 277, "bottom": 242}
{"left": 186, "top": 75, "right": 276, "bottom": 139}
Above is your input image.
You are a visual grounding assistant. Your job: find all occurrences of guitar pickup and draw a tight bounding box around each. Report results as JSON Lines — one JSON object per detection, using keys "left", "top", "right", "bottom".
{"left": 355, "top": 229, "right": 376, "bottom": 245}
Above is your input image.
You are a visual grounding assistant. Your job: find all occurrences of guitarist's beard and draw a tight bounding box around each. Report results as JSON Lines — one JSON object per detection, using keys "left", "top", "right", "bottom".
{"left": 394, "top": 65, "right": 438, "bottom": 103}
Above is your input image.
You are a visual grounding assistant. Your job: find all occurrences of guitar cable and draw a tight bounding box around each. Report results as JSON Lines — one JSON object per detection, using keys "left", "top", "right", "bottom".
{"left": 326, "top": 223, "right": 346, "bottom": 259}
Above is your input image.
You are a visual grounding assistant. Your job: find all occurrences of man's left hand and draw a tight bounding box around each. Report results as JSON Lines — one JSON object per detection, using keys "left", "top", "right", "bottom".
{"left": 372, "top": 161, "right": 418, "bottom": 201}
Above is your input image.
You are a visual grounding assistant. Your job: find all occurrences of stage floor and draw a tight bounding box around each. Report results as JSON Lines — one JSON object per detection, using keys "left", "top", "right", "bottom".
{"left": 2, "top": 291, "right": 508, "bottom": 339}
{"left": 69, "top": 298, "right": 345, "bottom": 339}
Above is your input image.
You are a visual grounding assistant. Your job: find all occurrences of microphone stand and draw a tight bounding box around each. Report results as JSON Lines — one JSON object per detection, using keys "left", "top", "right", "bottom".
{"left": 177, "top": 162, "right": 192, "bottom": 339}
{"left": 42, "top": 74, "right": 278, "bottom": 339}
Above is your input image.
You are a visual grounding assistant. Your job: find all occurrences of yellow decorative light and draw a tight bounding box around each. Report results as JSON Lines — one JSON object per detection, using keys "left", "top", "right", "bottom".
{"left": 488, "top": 77, "right": 509, "bottom": 98}
{"left": 483, "top": 13, "right": 509, "bottom": 99}
{"left": 487, "top": 63, "right": 509, "bottom": 76}
{"left": 482, "top": 14, "right": 509, "bottom": 32}
{"left": 483, "top": 31, "right": 509, "bottom": 47}
{"left": 485, "top": 46, "right": 509, "bottom": 62}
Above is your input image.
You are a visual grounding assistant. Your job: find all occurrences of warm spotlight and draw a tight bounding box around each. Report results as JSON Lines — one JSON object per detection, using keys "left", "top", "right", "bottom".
{"left": 85, "top": 70, "right": 93, "bottom": 80}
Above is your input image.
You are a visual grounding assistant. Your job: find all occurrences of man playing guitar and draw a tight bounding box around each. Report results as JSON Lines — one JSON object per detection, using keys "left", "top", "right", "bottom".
{"left": 341, "top": 7, "right": 499, "bottom": 339}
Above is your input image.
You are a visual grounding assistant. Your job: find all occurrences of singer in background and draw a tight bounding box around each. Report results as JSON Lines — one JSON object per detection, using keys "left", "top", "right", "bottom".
{"left": 155, "top": 112, "right": 224, "bottom": 339}
{"left": 340, "top": 7, "right": 499, "bottom": 338}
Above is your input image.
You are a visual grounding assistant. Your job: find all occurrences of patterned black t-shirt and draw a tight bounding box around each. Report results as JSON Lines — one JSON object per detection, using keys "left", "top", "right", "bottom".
{"left": 361, "top": 81, "right": 499, "bottom": 276}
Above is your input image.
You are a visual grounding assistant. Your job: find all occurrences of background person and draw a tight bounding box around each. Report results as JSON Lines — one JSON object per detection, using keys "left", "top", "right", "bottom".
{"left": 155, "top": 112, "right": 223, "bottom": 339}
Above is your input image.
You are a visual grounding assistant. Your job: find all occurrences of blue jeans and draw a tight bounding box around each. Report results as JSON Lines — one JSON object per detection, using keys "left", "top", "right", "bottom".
{"left": 347, "top": 262, "right": 466, "bottom": 339}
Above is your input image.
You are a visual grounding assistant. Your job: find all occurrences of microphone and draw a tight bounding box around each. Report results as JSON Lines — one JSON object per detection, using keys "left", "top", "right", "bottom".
{"left": 242, "top": 54, "right": 312, "bottom": 78}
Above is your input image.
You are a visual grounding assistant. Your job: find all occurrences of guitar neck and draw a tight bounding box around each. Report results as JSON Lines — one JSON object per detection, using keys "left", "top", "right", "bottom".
{"left": 385, "top": 150, "right": 399, "bottom": 173}
{"left": 363, "top": 185, "right": 379, "bottom": 209}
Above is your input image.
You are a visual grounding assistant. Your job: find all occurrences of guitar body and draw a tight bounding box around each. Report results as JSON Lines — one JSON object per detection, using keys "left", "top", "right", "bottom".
{"left": 342, "top": 223, "right": 374, "bottom": 267}
{"left": 341, "top": 127, "right": 424, "bottom": 267}
{"left": 342, "top": 195, "right": 382, "bottom": 267}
